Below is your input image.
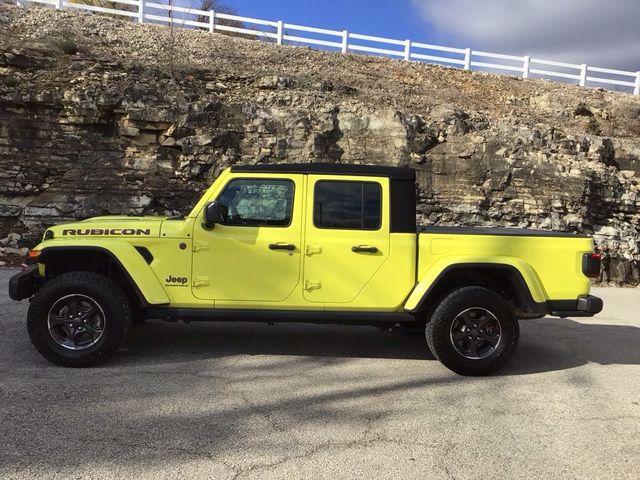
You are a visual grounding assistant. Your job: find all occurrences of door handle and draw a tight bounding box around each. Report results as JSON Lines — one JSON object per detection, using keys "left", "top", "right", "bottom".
{"left": 352, "top": 245, "right": 378, "bottom": 253}
{"left": 269, "top": 243, "right": 296, "bottom": 251}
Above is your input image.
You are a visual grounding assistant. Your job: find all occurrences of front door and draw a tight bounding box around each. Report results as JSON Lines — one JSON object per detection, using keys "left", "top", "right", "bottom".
{"left": 192, "top": 174, "right": 303, "bottom": 305}
{"left": 303, "top": 175, "right": 390, "bottom": 304}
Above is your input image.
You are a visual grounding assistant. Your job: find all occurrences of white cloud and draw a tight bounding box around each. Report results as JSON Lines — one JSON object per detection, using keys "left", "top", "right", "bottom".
{"left": 411, "top": 0, "right": 640, "bottom": 70}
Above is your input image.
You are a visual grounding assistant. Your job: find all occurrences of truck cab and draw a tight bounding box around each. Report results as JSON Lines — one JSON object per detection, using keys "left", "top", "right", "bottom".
{"left": 172, "top": 163, "right": 418, "bottom": 312}
{"left": 9, "top": 163, "right": 603, "bottom": 375}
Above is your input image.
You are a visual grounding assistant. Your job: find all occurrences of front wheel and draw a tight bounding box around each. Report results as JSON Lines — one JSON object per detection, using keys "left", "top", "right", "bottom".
{"left": 426, "top": 286, "right": 519, "bottom": 376}
{"left": 27, "top": 272, "right": 132, "bottom": 367}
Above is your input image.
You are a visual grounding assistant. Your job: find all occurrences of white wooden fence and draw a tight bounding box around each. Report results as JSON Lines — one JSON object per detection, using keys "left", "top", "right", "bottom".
{"left": 15, "top": 0, "right": 640, "bottom": 95}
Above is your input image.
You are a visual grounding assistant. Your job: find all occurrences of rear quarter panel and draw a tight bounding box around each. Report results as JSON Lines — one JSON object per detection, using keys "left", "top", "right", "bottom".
{"left": 405, "top": 232, "right": 593, "bottom": 310}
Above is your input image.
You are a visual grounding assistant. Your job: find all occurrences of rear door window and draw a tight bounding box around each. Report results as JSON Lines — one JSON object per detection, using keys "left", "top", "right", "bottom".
{"left": 313, "top": 181, "right": 381, "bottom": 230}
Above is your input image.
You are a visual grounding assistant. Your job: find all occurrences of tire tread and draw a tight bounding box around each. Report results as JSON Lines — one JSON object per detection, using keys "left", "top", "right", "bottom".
{"left": 426, "top": 286, "right": 519, "bottom": 376}
{"left": 27, "top": 271, "right": 131, "bottom": 367}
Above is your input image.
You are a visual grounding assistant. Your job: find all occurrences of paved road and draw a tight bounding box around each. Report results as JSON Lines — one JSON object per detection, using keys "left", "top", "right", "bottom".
{"left": 0, "top": 268, "right": 638, "bottom": 480}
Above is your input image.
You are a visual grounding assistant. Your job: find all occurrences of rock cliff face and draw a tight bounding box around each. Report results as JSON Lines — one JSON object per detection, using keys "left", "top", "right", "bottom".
{"left": 1, "top": 5, "right": 640, "bottom": 282}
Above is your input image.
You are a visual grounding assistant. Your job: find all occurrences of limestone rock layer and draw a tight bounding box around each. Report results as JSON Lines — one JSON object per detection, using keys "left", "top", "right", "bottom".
{"left": 1, "top": 5, "right": 639, "bottom": 282}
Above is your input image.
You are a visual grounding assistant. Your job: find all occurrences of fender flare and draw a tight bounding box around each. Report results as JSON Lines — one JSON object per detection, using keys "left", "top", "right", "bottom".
{"left": 36, "top": 243, "right": 170, "bottom": 306}
{"left": 404, "top": 258, "right": 548, "bottom": 314}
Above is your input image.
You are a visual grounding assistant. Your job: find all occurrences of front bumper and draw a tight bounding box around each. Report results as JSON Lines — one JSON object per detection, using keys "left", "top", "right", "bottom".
{"left": 549, "top": 294, "right": 603, "bottom": 318}
{"left": 8, "top": 266, "right": 39, "bottom": 301}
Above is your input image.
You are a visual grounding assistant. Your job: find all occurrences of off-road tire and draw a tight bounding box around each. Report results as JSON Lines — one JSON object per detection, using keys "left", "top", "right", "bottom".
{"left": 426, "top": 286, "right": 519, "bottom": 376}
{"left": 27, "top": 271, "right": 132, "bottom": 367}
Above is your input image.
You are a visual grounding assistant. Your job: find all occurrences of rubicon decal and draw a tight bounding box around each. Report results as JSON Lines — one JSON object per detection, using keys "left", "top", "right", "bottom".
{"left": 62, "top": 228, "right": 151, "bottom": 236}
{"left": 165, "top": 275, "right": 188, "bottom": 286}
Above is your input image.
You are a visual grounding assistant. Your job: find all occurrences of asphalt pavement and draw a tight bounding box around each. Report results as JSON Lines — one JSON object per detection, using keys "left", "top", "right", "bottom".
{"left": 0, "top": 268, "right": 638, "bottom": 479}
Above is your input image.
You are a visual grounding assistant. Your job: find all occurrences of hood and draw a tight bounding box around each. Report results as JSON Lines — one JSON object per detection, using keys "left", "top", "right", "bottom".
{"left": 46, "top": 216, "right": 166, "bottom": 240}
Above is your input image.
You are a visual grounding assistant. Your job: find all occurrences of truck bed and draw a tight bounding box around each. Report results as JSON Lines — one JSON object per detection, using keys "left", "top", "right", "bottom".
{"left": 414, "top": 225, "right": 594, "bottom": 305}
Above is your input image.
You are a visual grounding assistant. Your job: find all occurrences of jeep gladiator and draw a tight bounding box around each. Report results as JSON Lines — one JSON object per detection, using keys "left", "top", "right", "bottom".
{"left": 9, "top": 164, "right": 603, "bottom": 375}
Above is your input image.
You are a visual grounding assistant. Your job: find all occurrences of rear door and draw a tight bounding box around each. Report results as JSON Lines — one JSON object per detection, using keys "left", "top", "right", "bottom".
{"left": 303, "top": 175, "right": 390, "bottom": 304}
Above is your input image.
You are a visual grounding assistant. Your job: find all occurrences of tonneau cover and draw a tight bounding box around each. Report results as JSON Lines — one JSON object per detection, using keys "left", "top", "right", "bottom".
{"left": 418, "top": 226, "right": 589, "bottom": 238}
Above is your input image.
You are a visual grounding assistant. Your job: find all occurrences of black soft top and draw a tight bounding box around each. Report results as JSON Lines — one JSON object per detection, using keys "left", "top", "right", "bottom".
{"left": 230, "top": 163, "right": 416, "bottom": 181}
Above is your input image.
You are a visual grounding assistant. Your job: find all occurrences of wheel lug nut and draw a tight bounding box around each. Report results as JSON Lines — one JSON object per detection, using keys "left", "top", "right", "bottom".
{"left": 476, "top": 336, "right": 481, "bottom": 341}
{"left": 473, "top": 324, "right": 478, "bottom": 328}
{"left": 467, "top": 335, "right": 472, "bottom": 340}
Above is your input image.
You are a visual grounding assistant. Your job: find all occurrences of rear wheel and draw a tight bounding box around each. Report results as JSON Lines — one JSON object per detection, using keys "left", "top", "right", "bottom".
{"left": 27, "top": 272, "right": 132, "bottom": 367}
{"left": 426, "top": 286, "right": 519, "bottom": 376}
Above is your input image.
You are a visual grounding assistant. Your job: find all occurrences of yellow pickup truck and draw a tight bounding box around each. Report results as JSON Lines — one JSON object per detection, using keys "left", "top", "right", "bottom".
{"left": 9, "top": 164, "right": 603, "bottom": 375}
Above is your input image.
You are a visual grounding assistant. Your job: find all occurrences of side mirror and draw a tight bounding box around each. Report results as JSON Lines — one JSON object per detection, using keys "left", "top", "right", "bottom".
{"left": 202, "top": 201, "right": 224, "bottom": 229}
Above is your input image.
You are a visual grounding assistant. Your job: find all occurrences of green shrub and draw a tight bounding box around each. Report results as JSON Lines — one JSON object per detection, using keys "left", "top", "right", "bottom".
{"left": 3, "top": 75, "right": 18, "bottom": 87}
{"left": 586, "top": 117, "right": 602, "bottom": 135}
{"left": 60, "top": 37, "right": 78, "bottom": 55}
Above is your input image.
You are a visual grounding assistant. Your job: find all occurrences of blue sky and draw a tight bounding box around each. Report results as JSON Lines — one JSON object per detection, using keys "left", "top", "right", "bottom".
{"left": 206, "top": 0, "right": 639, "bottom": 71}
{"left": 217, "top": 0, "right": 451, "bottom": 46}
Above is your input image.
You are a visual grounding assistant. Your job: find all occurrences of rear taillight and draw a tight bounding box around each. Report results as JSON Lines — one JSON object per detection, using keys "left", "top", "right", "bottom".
{"left": 582, "top": 252, "right": 601, "bottom": 278}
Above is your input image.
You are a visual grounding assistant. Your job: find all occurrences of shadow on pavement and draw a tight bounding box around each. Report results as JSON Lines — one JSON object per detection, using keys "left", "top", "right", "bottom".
{"left": 120, "top": 322, "right": 434, "bottom": 363}
{"left": 119, "top": 317, "right": 640, "bottom": 375}
{"left": 503, "top": 317, "right": 640, "bottom": 375}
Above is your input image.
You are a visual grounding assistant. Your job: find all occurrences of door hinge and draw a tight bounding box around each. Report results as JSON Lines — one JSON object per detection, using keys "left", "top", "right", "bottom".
{"left": 192, "top": 276, "right": 210, "bottom": 287}
{"left": 305, "top": 245, "right": 322, "bottom": 256}
{"left": 193, "top": 242, "right": 210, "bottom": 253}
{"left": 304, "top": 280, "right": 321, "bottom": 291}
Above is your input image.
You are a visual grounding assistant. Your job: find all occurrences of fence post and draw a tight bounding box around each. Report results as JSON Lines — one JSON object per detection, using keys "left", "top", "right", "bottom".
{"left": 209, "top": 10, "right": 215, "bottom": 33}
{"left": 634, "top": 71, "right": 640, "bottom": 96}
{"left": 522, "top": 55, "right": 530, "bottom": 79}
{"left": 55, "top": 0, "right": 62, "bottom": 9}
{"left": 138, "top": 0, "right": 145, "bottom": 24}
{"left": 579, "top": 64, "right": 587, "bottom": 87}
{"left": 276, "top": 20, "right": 283, "bottom": 45}
{"left": 463, "top": 47, "right": 471, "bottom": 70}
{"left": 341, "top": 30, "right": 348, "bottom": 54}
{"left": 404, "top": 39, "right": 411, "bottom": 61}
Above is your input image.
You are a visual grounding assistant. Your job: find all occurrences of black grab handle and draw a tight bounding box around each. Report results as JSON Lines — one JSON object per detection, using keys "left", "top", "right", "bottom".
{"left": 351, "top": 245, "right": 378, "bottom": 253}
{"left": 269, "top": 243, "right": 296, "bottom": 251}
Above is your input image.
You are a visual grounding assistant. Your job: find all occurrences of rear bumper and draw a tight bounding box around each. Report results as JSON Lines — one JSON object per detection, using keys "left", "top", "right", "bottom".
{"left": 549, "top": 294, "right": 603, "bottom": 318}
{"left": 8, "top": 266, "right": 39, "bottom": 301}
